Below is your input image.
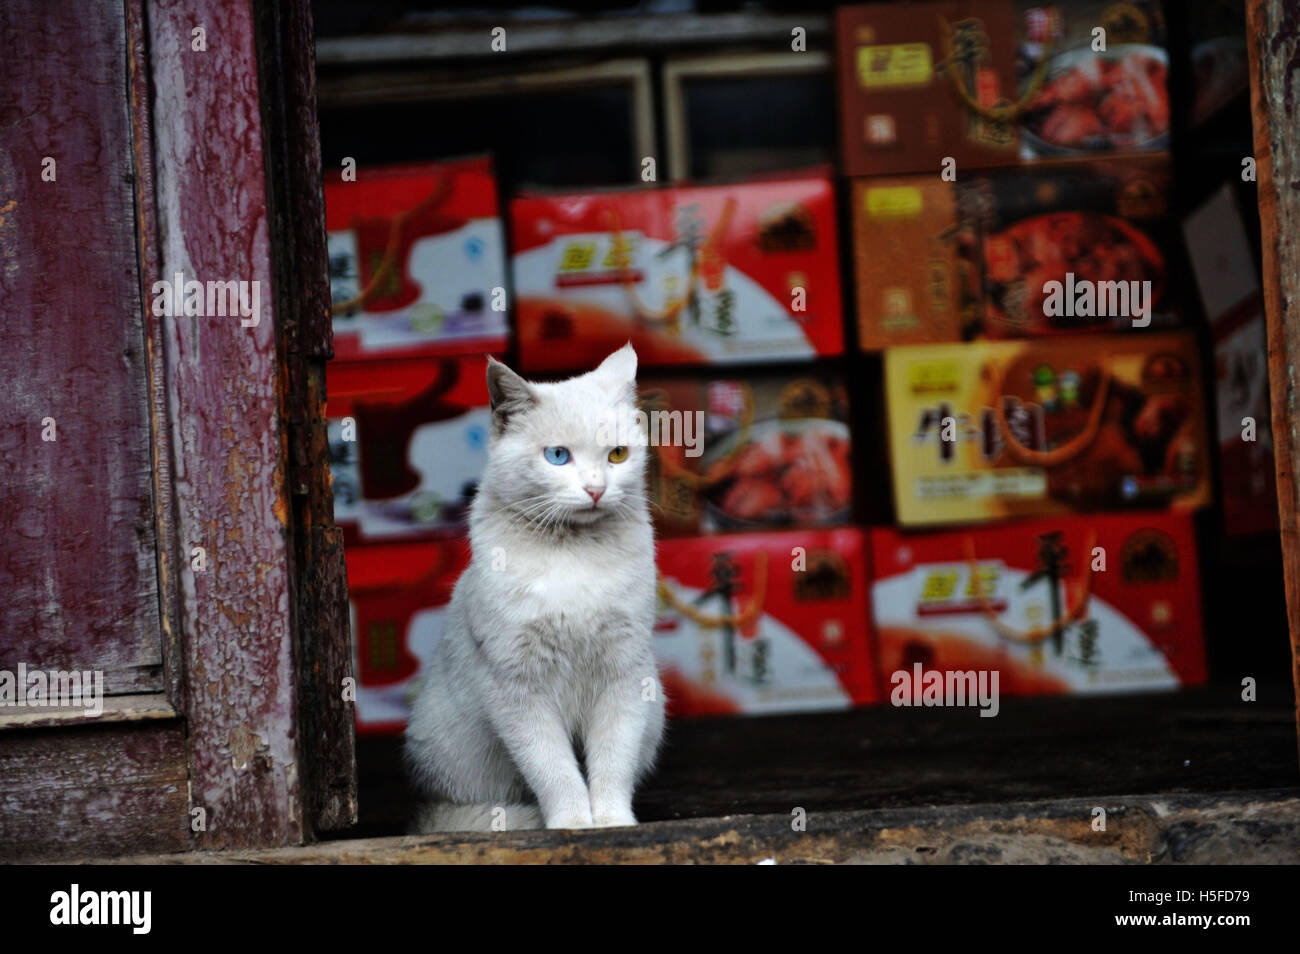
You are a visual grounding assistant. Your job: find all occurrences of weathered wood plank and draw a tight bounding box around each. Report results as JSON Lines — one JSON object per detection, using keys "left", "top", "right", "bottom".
{"left": 254, "top": 0, "right": 357, "bottom": 832}
{"left": 97, "top": 790, "right": 1300, "bottom": 865}
{"left": 144, "top": 0, "right": 304, "bottom": 849}
{"left": 0, "top": 0, "right": 164, "bottom": 695}
{"left": 126, "top": 0, "right": 187, "bottom": 709}
{"left": 0, "top": 723, "right": 190, "bottom": 862}
{"left": 0, "top": 692, "right": 175, "bottom": 730}
{"left": 1246, "top": 0, "right": 1300, "bottom": 765}
{"left": 300, "top": 523, "right": 357, "bottom": 830}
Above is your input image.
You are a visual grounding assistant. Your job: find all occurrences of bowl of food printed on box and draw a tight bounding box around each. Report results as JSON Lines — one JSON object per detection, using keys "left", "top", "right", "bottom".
{"left": 1019, "top": 44, "right": 1170, "bottom": 156}
{"left": 700, "top": 417, "right": 852, "bottom": 530}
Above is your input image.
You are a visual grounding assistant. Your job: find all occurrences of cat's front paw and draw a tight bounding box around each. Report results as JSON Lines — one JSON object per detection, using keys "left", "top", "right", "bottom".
{"left": 591, "top": 808, "right": 638, "bottom": 828}
{"left": 546, "top": 811, "right": 595, "bottom": 830}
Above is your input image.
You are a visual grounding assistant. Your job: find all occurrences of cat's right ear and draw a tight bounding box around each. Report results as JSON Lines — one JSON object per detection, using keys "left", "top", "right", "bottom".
{"left": 486, "top": 356, "right": 537, "bottom": 435}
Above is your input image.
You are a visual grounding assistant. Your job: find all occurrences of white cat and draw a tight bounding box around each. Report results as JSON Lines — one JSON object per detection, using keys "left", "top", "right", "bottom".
{"left": 404, "top": 344, "right": 665, "bottom": 831}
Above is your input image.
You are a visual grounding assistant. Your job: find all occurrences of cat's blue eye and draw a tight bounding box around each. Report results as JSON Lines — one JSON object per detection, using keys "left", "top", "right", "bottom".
{"left": 543, "top": 446, "right": 571, "bottom": 466}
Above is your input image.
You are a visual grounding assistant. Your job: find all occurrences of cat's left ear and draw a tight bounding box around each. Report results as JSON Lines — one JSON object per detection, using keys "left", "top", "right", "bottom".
{"left": 594, "top": 342, "right": 637, "bottom": 399}
{"left": 486, "top": 356, "right": 537, "bottom": 435}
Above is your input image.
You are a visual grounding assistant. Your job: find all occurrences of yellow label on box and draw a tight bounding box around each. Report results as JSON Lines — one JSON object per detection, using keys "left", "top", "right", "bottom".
{"left": 906, "top": 360, "right": 960, "bottom": 394}
{"left": 865, "top": 185, "right": 924, "bottom": 219}
{"left": 559, "top": 241, "right": 596, "bottom": 271}
{"left": 914, "top": 469, "right": 1048, "bottom": 501}
{"left": 856, "top": 43, "right": 934, "bottom": 88}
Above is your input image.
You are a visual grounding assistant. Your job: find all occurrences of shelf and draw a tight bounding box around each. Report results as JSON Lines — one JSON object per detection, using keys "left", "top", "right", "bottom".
{"left": 316, "top": 12, "right": 831, "bottom": 66}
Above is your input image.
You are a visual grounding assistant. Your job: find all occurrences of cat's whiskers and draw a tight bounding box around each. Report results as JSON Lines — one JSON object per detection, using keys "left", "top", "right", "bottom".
{"left": 505, "top": 496, "right": 557, "bottom": 532}
{"left": 484, "top": 493, "right": 551, "bottom": 519}
{"left": 495, "top": 495, "right": 561, "bottom": 532}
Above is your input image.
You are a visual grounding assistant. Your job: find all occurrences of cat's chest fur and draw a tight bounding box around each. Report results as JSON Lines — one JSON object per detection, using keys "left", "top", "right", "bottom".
{"left": 470, "top": 525, "right": 654, "bottom": 686}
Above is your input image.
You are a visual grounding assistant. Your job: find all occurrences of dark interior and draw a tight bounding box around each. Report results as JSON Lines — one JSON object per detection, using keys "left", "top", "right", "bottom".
{"left": 311, "top": 0, "right": 1297, "bottom": 839}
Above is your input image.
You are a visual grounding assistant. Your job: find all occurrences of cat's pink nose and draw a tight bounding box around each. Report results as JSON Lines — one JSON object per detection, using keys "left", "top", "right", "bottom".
{"left": 584, "top": 486, "right": 604, "bottom": 504}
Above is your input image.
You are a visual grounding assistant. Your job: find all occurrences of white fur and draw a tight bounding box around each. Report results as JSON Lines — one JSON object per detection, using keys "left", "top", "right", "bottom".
{"left": 404, "top": 344, "right": 666, "bottom": 832}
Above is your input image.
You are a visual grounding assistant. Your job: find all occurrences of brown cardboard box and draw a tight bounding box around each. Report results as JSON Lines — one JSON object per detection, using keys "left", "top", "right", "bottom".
{"left": 853, "top": 157, "right": 1179, "bottom": 349}
{"left": 836, "top": 1, "right": 1021, "bottom": 177}
{"left": 837, "top": 1, "right": 1170, "bottom": 175}
{"left": 851, "top": 177, "right": 974, "bottom": 349}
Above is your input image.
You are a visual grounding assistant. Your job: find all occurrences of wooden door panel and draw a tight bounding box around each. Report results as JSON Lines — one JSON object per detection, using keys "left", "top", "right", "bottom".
{"left": 0, "top": 716, "right": 190, "bottom": 861}
{"left": 0, "top": 0, "right": 356, "bottom": 858}
{"left": 0, "top": 0, "right": 163, "bottom": 694}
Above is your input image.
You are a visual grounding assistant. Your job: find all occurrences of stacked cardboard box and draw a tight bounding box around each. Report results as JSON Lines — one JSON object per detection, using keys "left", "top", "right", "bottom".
{"left": 839, "top": 0, "right": 1181, "bottom": 349}
{"left": 640, "top": 372, "right": 852, "bottom": 537}
{"left": 326, "top": 2, "right": 1226, "bottom": 728}
{"left": 852, "top": 158, "right": 1181, "bottom": 349}
{"left": 883, "top": 332, "right": 1211, "bottom": 526}
{"left": 870, "top": 513, "right": 1206, "bottom": 697}
{"left": 656, "top": 529, "right": 880, "bottom": 716}
{"left": 510, "top": 173, "right": 879, "bottom": 716}
{"left": 325, "top": 158, "right": 506, "bottom": 734}
{"left": 344, "top": 539, "right": 470, "bottom": 736}
{"left": 835, "top": 1, "right": 1208, "bottom": 700}
{"left": 836, "top": 0, "right": 1170, "bottom": 177}
{"left": 510, "top": 172, "right": 845, "bottom": 370}
{"left": 327, "top": 355, "right": 491, "bottom": 546}
{"left": 327, "top": 157, "right": 508, "bottom": 360}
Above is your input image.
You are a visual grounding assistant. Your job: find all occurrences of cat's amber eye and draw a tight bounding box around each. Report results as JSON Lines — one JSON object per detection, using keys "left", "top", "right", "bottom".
{"left": 608, "top": 445, "right": 629, "bottom": 463}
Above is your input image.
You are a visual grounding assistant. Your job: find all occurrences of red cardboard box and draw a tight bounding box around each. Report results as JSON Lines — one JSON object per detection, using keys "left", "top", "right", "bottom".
{"left": 654, "top": 529, "right": 880, "bottom": 716}
{"left": 870, "top": 513, "right": 1206, "bottom": 697}
{"left": 510, "top": 172, "right": 844, "bottom": 372}
{"left": 642, "top": 371, "right": 853, "bottom": 536}
{"left": 325, "top": 157, "right": 509, "bottom": 360}
{"left": 327, "top": 355, "right": 492, "bottom": 544}
{"left": 346, "top": 539, "right": 470, "bottom": 736}
{"left": 836, "top": 1, "right": 1170, "bottom": 177}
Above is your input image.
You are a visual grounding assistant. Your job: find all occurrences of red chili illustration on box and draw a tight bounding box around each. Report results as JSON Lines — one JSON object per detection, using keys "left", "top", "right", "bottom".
{"left": 326, "top": 355, "right": 492, "bottom": 544}
{"left": 345, "top": 540, "right": 471, "bottom": 736}
{"left": 510, "top": 171, "right": 844, "bottom": 372}
{"left": 325, "top": 156, "right": 508, "bottom": 360}
{"left": 869, "top": 513, "right": 1206, "bottom": 698}
{"left": 654, "top": 529, "right": 879, "bottom": 717}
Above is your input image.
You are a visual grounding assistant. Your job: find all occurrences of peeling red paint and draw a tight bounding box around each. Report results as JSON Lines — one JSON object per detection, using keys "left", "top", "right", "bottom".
{"left": 0, "top": 0, "right": 164, "bottom": 694}
{"left": 146, "top": 0, "right": 304, "bottom": 848}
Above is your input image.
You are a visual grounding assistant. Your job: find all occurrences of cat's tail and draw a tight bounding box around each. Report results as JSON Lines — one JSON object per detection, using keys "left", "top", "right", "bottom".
{"left": 411, "top": 801, "right": 544, "bottom": 833}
